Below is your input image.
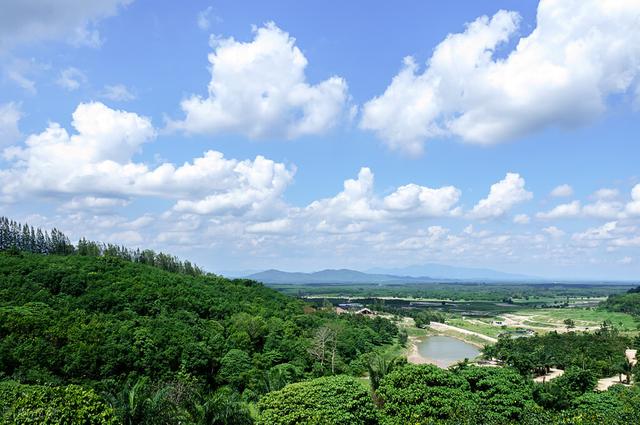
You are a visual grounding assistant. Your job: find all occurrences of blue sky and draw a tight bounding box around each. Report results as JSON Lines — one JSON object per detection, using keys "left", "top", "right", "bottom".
{"left": 1, "top": 0, "right": 639, "bottom": 280}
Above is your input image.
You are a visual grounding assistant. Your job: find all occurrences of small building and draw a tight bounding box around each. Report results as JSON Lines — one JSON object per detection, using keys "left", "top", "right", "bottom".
{"left": 356, "top": 308, "right": 375, "bottom": 316}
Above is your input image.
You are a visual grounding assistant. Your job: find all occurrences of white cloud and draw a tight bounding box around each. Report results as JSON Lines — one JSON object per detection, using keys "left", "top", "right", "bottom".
{"left": 592, "top": 188, "right": 619, "bottom": 200}
{"left": 543, "top": 226, "right": 565, "bottom": 238}
{"left": 383, "top": 183, "right": 462, "bottom": 218}
{"left": 3, "top": 58, "right": 47, "bottom": 94}
{"left": 61, "top": 196, "right": 129, "bottom": 212}
{"left": 56, "top": 67, "right": 86, "bottom": 91}
{"left": 0, "top": 103, "right": 21, "bottom": 147}
{"left": 582, "top": 200, "right": 623, "bottom": 219}
{"left": 0, "top": 0, "right": 133, "bottom": 50}
{"left": 619, "top": 256, "right": 633, "bottom": 265}
{"left": 361, "top": 0, "right": 640, "bottom": 154}
{"left": 537, "top": 201, "right": 581, "bottom": 219}
{"left": 305, "top": 167, "right": 462, "bottom": 231}
{"left": 550, "top": 184, "right": 573, "bottom": 198}
{"left": 1, "top": 102, "right": 295, "bottom": 219}
{"left": 306, "top": 168, "right": 387, "bottom": 226}
{"left": 245, "top": 218, "right": 293, "bottom": 235}
{"left": 169, "top": 22, "right": 349, "bottom": 139}
{"left": 171, "top": 155, "right": 295, "bottom": 217}
{"left": 101, "top": 84, "right": 136, "bottom": 101}
{"left": 513, "top": 214, "right": 530, "bottom": 224}
{"left": 572, "top": 221, "right": 640, "bottom": 250}
{"left": 197, "top": 6, "right": 217, "bottom": 31}
{"left": 469, "top": 172, "right": 532, "bottom": 219}
{"left": 572, "top": 221, "right": 621, "bottom": 244}
{"left": 626, "top": 184, "right": 640, "bottom": 216}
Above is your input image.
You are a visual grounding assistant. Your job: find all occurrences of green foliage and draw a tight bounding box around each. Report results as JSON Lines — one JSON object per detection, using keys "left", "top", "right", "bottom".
{"left": 485, "top": 329, "right": 630, "bottom": 378}
{"left": 603, "top": 286, "right": 640, "bottom": 317}
{"left": 218, "top": 349, "right": 252, "bottom": 390}
{"left": 376, "top": 364, "right": 536, "bottom": 424}
{"left": 192, "top": 387, "right": 253, "bottom": 425}
{"left": 0, "top": 381, "right": 117, "bottom": 424}
{"left": 0, "top": 251, "right": 397, "bottom": 423}
{"left": 257, "top": 375, "right": 378, "bottom": 425}
{"left": 413, "top": 310, "right": 446, "bottom": 328}
{"left": 534, "top": 367, "right": 597, "bottom": 410}
{"left": 456, "top": 365, "right": 535, "bottom": 422}
{"left": 376, "top": 364, "right": 473, "bottom": 424}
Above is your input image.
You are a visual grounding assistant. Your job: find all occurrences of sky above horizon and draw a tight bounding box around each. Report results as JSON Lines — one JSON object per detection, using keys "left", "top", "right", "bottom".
{"left": 1, "top": 0, "right": 639, "bottom": 280}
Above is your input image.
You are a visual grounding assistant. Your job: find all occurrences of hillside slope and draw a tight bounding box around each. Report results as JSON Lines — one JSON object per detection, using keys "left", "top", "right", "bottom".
{"left": 0, "top": 251, "right": 397, "bottom": 423}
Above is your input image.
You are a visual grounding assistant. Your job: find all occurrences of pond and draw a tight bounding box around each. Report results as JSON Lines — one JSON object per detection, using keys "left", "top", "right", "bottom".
{"left": 417, "top": 336, "right": 480, "bottom": 368}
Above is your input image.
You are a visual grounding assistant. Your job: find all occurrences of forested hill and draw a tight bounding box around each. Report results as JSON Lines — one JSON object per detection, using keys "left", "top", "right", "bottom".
{"left": 0, "top": 234, "right": 398, "bottom": 423}
{"left": 603, "top": 286, "right": 640, "bottom": 317}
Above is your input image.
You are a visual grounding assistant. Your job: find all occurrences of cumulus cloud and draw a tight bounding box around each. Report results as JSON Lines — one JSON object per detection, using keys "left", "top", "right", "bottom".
{"left": 537, "top": 201, "right": 582, "bottom": 220}
{"left": 171, "top": 155, "right": 295, "bottom": 217}
{"left": 361, "top": 0, "right": 640, "bottom": 154}
{"left": 305, "top": 167, "right": 462, "bottom": 232}
{"left": 0, "top": 0, "right": 133, "bottom": 50}
{"left": 469, "top": 173, "right": 532, "bottom": 219}
{"left": 582, "top": 200, "right": 623, "bottom": 219}
{"left": 543, "top": 226, "right": 565, "bottom": 238}
{"left": 101, "top": 84, "right": 136, "bottom": 101}
{"left": 169, "top": 22, "right": 349, "bottom": 139}
{"left": 551, "top": 184, "right": 573, "bottom": 198}
{"left": 538, "top": 196, "right": 625, "bottom": 220}
{"left": 61, "top": 196, "right": 129, "bottom": 212}
{"left": 0, "top": 102, "right": 295, "bottom": 218}
{"left": 513, "top": 214, "right": 530, "bottom": 224}
{"left": 56, "top": 67, "right": 87, "bottom": 91}
{"left": 592, "top": 188, "right": 619, "bottom": 200}
{"left": 626, "top": 184, "right": 640, "bottom": 216}
{"left": 383, "top": 183, "right": 462, "bottom": 218}
{"left": 0, "top": 103, "right": 21, "bottom": 147}
{"left": 245, "top": 218, "right": 293, "bottom": 235}
{"left": 571, "top": 221, "right": 640, "bottom": 248}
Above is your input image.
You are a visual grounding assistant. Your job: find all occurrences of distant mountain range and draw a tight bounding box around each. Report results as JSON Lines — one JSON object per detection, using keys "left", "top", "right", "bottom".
{"left": 368, "top": 264, "right": 536, "bottom": 281}
{"left": 241, "top": 264, "right": 540, "bottom": 284}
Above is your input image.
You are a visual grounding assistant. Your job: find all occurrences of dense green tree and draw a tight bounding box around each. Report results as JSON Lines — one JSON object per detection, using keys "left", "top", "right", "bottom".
{"left": 534, "top": 366, "right": 597, "bottom": 410}
{"left": 0, "top": 381, "right": 117, "bottom": 424}
{"left": 0, "top": 247, "right": 397, "bottom": 424}
{"left": 487, "top": 330, "right": 630, "bottom": 378}
{"left": 456, "top": 365, "right": 536, "bottom": 423}
{"left": 376, "top": 364, "right": 473, "bottom": 424}
{"left": 257, "top": 375, "right": 378, "bottom": 425}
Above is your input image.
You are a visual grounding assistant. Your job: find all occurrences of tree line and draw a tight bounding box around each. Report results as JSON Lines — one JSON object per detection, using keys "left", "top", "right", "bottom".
{"left": 0, "top": 216, "right": 204, "bottom": 276}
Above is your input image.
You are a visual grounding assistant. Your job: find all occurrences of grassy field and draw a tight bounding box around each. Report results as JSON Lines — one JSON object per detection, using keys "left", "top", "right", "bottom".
{"left": 446, "top": 318, "right": 506, "bottom": 338}
{"left": 446, "top": 307, "right": 639, "bottom": 339}
{"left": 516, "top": 308, "right": 639, "bottom": 331}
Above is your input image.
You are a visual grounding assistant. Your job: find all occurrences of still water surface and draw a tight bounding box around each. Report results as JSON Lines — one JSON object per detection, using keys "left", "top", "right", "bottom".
{"left": 417, "top": 336, "right": 480, "bottom": 368}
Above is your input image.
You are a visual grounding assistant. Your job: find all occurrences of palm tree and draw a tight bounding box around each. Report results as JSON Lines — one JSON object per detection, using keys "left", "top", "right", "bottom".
{"left": 191, "top": 388, "right": 252, "bottom": 425}
{"left": 620, "top": 358, "right": 634, "bottom": 384}
{"left": 367, "top": 353, "right": 406, "bottom": 406}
